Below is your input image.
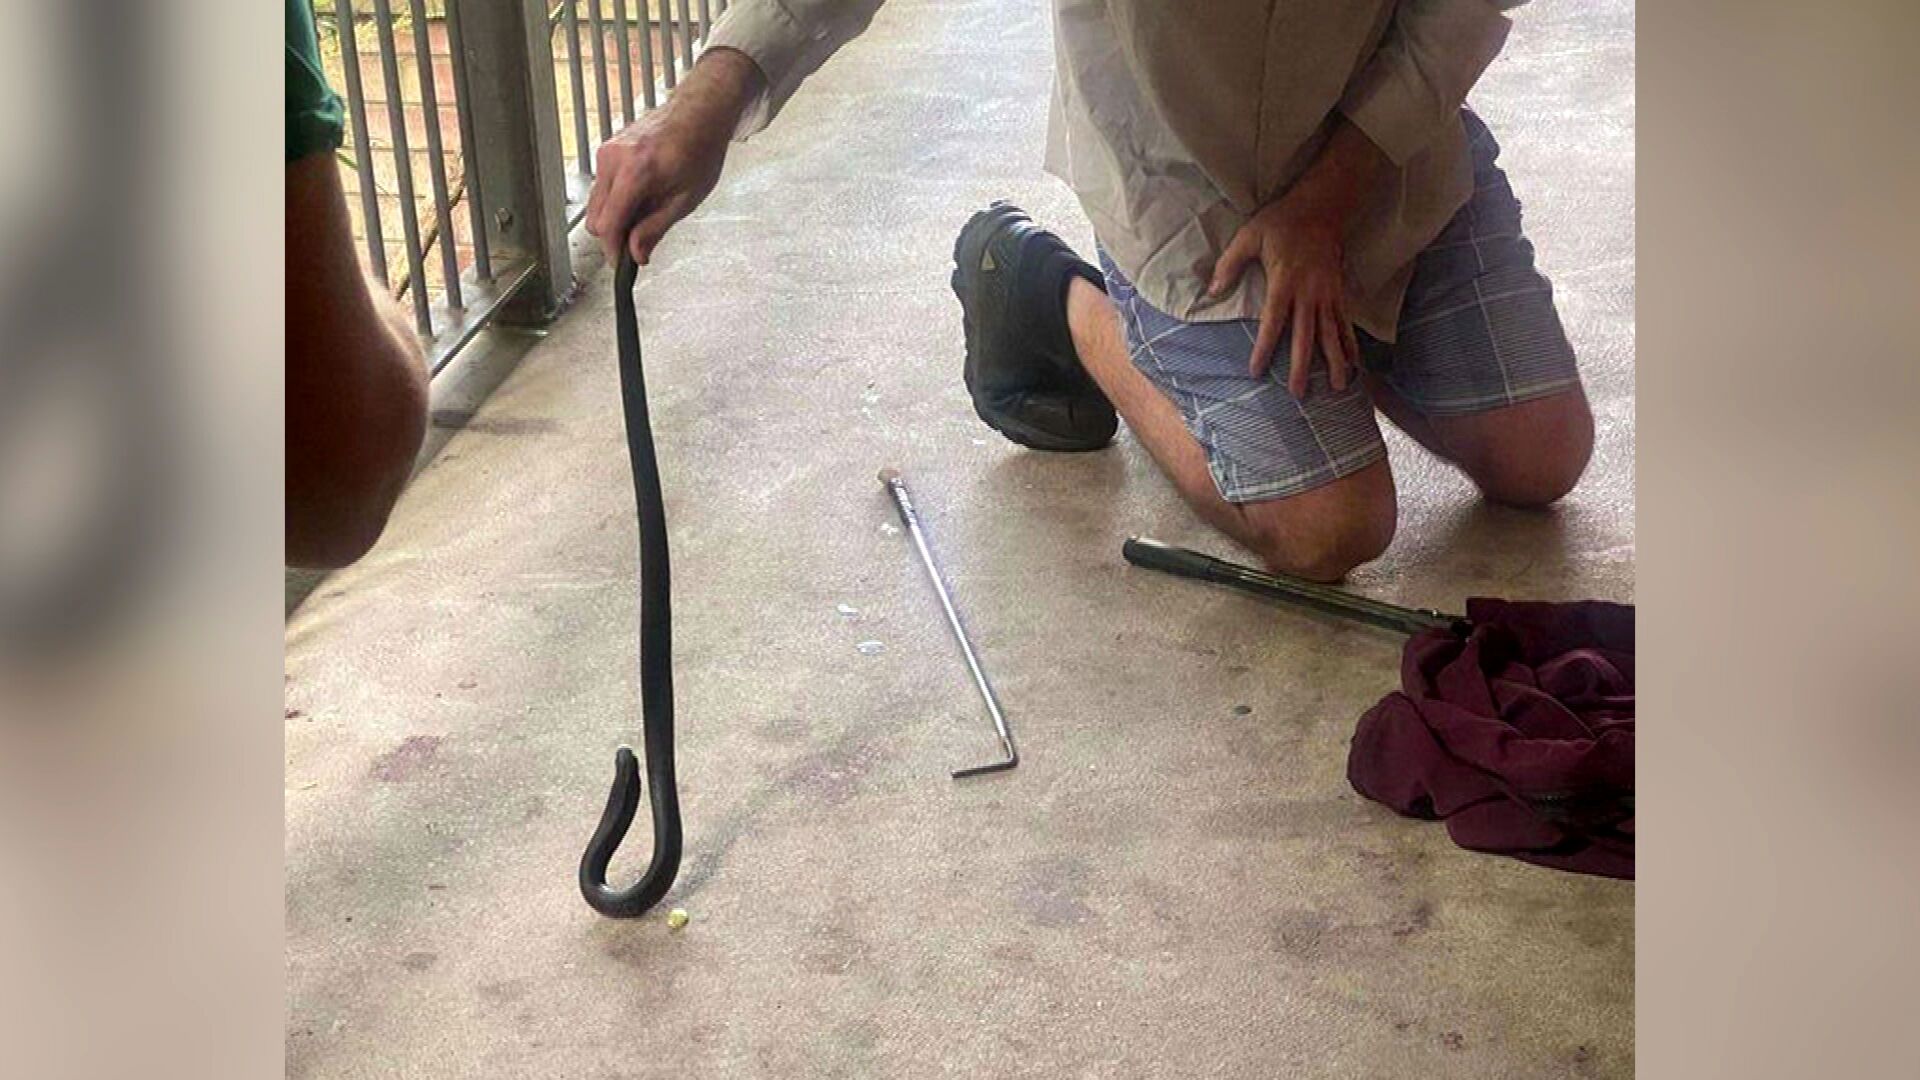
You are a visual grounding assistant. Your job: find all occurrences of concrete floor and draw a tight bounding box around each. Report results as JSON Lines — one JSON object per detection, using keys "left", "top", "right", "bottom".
{"left": 285, "top": 1, "right": 1634, "bottom": 1076}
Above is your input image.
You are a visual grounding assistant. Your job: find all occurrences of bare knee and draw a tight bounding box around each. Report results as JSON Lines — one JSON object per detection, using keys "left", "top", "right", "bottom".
{"left": 1449, "top": 391, "right": 1595, "bottom": 509}
{"left": 1475, "top": 452, "right": 1588, "bottom": 508}
{"left": 1250, "top": 510, "right": 1395, "bottom": 582}
{"left": 1240, "top": 467, "right": 1397, "bottom": 582}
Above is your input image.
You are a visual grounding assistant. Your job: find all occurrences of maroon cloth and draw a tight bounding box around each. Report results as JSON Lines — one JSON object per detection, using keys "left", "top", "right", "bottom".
{"left": 1347, "top": 598, "right": 1635, "bottom": 879}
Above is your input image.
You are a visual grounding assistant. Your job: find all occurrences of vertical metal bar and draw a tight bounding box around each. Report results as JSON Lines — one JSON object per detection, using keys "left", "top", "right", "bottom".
{"left": 443, "top": 0, "right": 493, "bottom": 279}
{"left": 612, "top": 0, "right": 635, "bottom": 127}
{"left": 675, "top": 0, "right": 694, "bottom": 69}
{"left": 879, "top": 470, "right": 1020, "bottom": 777}
{"left": 333, "top": 0, "right": 388, "bottom": 285}
{"left": 586, "top": 0, "right": 613, "bottom": 142}
{"left": 697, "top": 0, "right": 711, "bottom": 37}
{"left": 633, "top": 0, "right": 657, "bottom": 110}
{"left": 659, "top": 0, "right": 677, "bottom": 90}
{"left": 560, "top": 0, "right": 593, "bottom": 177}
{"left": 371, "top": 0, "right": 432, "bottom": 335}
{"left": 458, "top": 0, "right": 575, "bottom": 323}
{"left": 406, "top": 0, "right": 462, "bottom": 309}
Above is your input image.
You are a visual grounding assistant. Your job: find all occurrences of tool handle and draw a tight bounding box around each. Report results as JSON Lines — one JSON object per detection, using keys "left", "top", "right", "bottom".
{"left": 879, "top": 468, "right": 917, "bottom": 528}
{"left": 1122, "top": 536, "right": 1464, "bottom": 637}
{"left": 1121, "top": 535, "right": 1247, "bottom": 586}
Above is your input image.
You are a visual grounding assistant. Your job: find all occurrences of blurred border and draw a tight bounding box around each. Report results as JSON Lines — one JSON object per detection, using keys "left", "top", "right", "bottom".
{"left": 1, "top": 1, "right": 1917, "bottom": 1076}
{"left": 1640, "top": 1, "right": 1920, "bottom": 1076}
{"left": 0, "top": 0, "right": 285, "bottom": 1076}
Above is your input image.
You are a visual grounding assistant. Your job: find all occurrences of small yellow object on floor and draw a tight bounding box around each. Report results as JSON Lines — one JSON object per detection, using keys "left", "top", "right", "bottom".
{"left": 666, "top": 908, "right": 690, "bottom": 930}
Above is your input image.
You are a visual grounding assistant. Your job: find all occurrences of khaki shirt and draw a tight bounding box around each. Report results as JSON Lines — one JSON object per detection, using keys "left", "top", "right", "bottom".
{"left": 708, "top": 1, "right": 1517, "bottom": 341}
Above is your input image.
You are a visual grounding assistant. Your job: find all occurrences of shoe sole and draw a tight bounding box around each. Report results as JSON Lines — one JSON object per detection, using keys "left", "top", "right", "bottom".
{"left": 952, "top": 205, "right": 1115, "bottom": 454}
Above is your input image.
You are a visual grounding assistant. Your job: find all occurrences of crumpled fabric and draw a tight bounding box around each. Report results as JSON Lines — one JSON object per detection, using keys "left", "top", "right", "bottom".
{"left": 1347, "top": 598, "right": 1635, "bottom": 879}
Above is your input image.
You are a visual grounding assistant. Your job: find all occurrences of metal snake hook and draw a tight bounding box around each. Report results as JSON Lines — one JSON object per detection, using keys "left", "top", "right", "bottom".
{"left": 879, "top": 469, "right": 1019, "bottom": 778}
{"left": 578, "top": 254, "right": 683, "bottom": 917}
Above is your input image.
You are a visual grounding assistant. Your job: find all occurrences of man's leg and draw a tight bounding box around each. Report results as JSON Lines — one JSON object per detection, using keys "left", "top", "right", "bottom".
{"left": 1065, "top": 278, "right": 1395, "bottom": 582}
{"left": 1360, "top": 109, "right": 1593, "bottom": 509}
{"left": 949, "top": 202, "right": 1393, "bottom": 581}
{"left": 1366, "top": 377, "right": 1592, "bottom": 508}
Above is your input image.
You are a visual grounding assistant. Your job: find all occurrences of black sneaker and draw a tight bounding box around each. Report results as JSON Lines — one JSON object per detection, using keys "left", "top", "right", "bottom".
{"left": 951, "top": 202, "right": 1117, "bottom": 452}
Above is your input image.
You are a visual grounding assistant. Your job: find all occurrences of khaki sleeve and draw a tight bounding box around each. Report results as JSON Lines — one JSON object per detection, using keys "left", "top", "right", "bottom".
{"left": 1338, "top": 0, "right": 1518, "bottom": 166}
{"left": 704, "top": 0, "right": 888, "bottom": 138}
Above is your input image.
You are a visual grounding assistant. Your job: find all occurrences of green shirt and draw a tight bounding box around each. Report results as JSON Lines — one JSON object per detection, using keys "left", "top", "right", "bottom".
{"left": 287, "top": 0, "right": 347, "bottom": 162}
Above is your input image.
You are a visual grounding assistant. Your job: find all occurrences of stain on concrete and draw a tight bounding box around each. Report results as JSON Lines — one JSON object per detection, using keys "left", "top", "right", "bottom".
{"left": 368, "top": 735, "right": 443, "bottom": 782}
{"left": 1569, "top": 906, "right": 1628, "bottom": 950}
{"left": 477, "top": 977, "right": 531, "bottom": 1005}
{"left": 1351, "top": 844, "right": 1435, "bottom": 894}
{"left": 797, "top": 922, "right": 869, "bottom": 976}
{"left": 781, "top": 736, "right": 887, "bottom": 806}
{"left": 1020, "top": 856, "right": 1095, "bottom": 928}
{"left": 990, "top": 939, "right": 1038, "bottom": 970}
{"left": 1269, "top": 909, "right": 1334, "bottom": 959}
{"left": 1440, "top": 1031, "right": 1466, "bottom": 1052}
{"left": 430, "top": 410, "right": 563, "bottom": 436}
{"left": 824, "top": 1017, "right": 883, "bottom": 1076}
{"left": 400, "top": 951, "right": 437, "bottom": 972}
{"left": 1205, "top": 796, "right": 1363, "bottom": 840}
{"left": 754, "top": 709, "right": 810, "bottom": 743}
{"left": 1270, "top": 898, "right": 1437, "bottom": 962}
{"left": 1390, "top": 899, "right": 1435, "bottom": 938}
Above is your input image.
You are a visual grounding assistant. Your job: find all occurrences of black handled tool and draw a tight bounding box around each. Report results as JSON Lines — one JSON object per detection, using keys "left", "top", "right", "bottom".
{"left": 578, "top": 254, "right": 683, "bottom": 918}
{"left": 1121, "top": 536, "right": 1466, "bottom": 637}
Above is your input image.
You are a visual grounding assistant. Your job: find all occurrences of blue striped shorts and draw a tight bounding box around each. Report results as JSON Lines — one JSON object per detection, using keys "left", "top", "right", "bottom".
{"left": 1104, "top": 112, "right": 1582, "bottom": 504}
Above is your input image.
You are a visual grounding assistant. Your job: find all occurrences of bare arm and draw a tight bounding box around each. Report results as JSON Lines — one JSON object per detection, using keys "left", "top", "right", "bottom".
{"left": 286, "top": 152, "right": 428, "bottom": 568}
{"left": 584, "top": 47, "right": 767, "bottom": 265}
{"left": 585, "top": 0, "right": 886, "bottom": 264}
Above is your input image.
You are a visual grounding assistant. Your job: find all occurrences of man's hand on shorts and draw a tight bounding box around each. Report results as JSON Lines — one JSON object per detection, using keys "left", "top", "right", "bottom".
{"left": 1208, "top": 117, "right": 1389, "bottom": 400}
{"left": 584, "top": 48, "right": 765, "bottom": 266}
{"left": 1209, "top": 203, "right": 1360, "bottom": 400}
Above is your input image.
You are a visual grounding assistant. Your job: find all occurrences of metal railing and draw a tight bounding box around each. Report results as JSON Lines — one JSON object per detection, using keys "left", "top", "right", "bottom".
{"left": 314, "top": 1, "right": 726, "bottom": 375}
{"left": 555, "top": 1, "right": 725, "bottom": 198}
